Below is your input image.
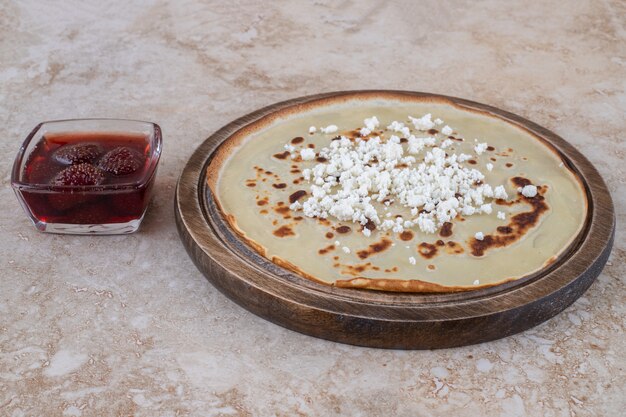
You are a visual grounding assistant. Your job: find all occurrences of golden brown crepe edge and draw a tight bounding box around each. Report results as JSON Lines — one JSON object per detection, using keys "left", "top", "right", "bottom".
{"left": 334, "top": 276, "right": 518, "bottom": 293}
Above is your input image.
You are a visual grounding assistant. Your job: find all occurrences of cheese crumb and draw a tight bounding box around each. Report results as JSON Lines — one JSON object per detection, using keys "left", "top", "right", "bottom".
{"left": 434, "top": 118, "right": 444, "bottom": 125}
{"left": 342, "top": 246, "right": 351, "bottom": 254}
{"left": 320, "top": 125, "right": 338, "bottom": 134}
{"left": 362, "top": 228, "right": 371, "bottom": 237}
{"left": 474, "top": 142, "right": 488, "bottom": 155}
{"left": 497, "top": 211, "right": 506, "bottom": 220}
{"left": 300, "top": 148, "right": 316, "bottom": 161}
{"left": 409, "top": 256, "right": 416, "bottom": 265}
{"left": 440, "top": 139, "right": 453, "bottom": 149}
{"left": 494, "top": 185, "right": 508, "bottom": 200}
{"left": 486, "top": 163, "right": 494, "bottom": 171}
{"left": 408, "top": 113, "right": 435, "bottom": 131}
{"left": 441, "top": 125, "right": 453, "bottom": 136}
{"left": 363, "top": 116, "right": 380, "bottom": 131}
{"left": 473, "top": 279, "right": 480, "bottom": 285}
{"left": 309, "top": 126, "right": 317, "bottom": 134}
{"left": 359, "top": 127, "right": 371, "bottom": 136}
{"left": 475, "top": 232, "right": 485, "bottom": 240}
{"left": 521, "top": 185, "right": 538, "bottom": 197}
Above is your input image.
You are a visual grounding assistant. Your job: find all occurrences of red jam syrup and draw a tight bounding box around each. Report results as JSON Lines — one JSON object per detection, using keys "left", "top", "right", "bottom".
{"left": 21, "top": 132, "right": 153, "bottom": 225}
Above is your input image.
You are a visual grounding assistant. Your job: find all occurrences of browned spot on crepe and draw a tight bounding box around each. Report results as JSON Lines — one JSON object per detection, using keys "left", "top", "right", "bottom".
{"left": 439, "top": 222, "right": 453, "bottom": 237}
{"left": 356, "top": 238, "right": 392, "bottom": 259}
{"left": 336, "top": 225, "right": 351, "bottom": 234}
{"left": 417, "top": 242, "right": 438, "bottom": 259}
{"left": 289, "top": 190, "right": 307, "bottom": 203}
{"left": 274, "top": 205, "right": 290, "bottom": 215}
{"left": 363, "top": 219, "right": 377, "bottom": 231}
{"left": 318, "top": 244, "right": 336, "bottom": 255}
{"left": 273, "top": 225, "right": 295, "bottom": 237}
{"left": 340, "top": 262, "right": 377, "bottom": 276}
{"left": 469, "top": 177, "right": 549, "bottom": 257}
{"left": 444, "top": 241, "right": 464, "bottom": 255}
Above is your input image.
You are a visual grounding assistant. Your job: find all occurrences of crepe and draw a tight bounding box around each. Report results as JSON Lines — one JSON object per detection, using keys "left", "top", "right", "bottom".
{"left": 206, "top": 93, "right": 587, "bottom": 292}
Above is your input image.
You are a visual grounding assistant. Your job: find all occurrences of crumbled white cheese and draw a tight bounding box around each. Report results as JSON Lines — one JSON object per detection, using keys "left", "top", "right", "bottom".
{"left": 441, "top": 125, "right": 453, "bottom": 136}
{"left": 486, "top": 163, "right": 494, "bottom": 171}
{"left": 473, "top": 279, "right": 480, "bottom": 285}
{"left": 409, "top": 256, "right": 416, "bottom": 265}
{"left": 342, "top": 246, "right": 351, "bottom": 254}
{"left": 434, "top": 118, "right": 444, "bottom": 125}
{"left": 359, "top": 127, "right": 371, "bottom": 136}
{"left": 497, "top": 211, "right": 506, "bottom": 220}
{"left": 408, "top": 113, "right": 435, "bottom": 131}
{"left": 521, "top": 185, "right": 538, "bottom": 197}
{"left": 320, "top": 125, "right": 338, "bottom": 134}
{"left": 300, "top": 148, "right": 316, "bottom": 161}
{"left": 440, "top": 139, "right": 454, "bottom": 149}
{"left": 494, "top": 185, "right": 508, "bottom": 200}
{"left": 309, "top": 126, "right": 317, "bottom": 134}
{"left": 289, "top": 116, "right": 512, "bottom": 235}
{"left": 474, "top": 142, "right": 488, "bottom": 155}
{"left": 289, "top": 201, "right": 301, "bottom": 211}
{"left": 334, "top": 240, "right": 341, "bottom": 246}
{"left": 363, "top": 116, "right": 380, "bottom": 131}
{"left": 386, "top": 120, "right": 404, "bottom": 131}
{"left": 284, "top": 144, "right": 295, "bottom": 152}
{"left": 475, "top": 232, "right": 485, "bottom": 240}
{"left": 386, "top": 120, "right": 410, "bottom": 138}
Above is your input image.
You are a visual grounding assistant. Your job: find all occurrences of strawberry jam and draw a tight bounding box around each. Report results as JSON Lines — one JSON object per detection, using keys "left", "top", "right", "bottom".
{"left": 19, "top": 132, "right": 154, "bottom": 227}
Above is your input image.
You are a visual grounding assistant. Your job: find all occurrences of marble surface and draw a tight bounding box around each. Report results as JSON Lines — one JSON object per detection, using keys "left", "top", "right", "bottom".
{"left": 1, "top": 0, "right": 624, "bottom": 415}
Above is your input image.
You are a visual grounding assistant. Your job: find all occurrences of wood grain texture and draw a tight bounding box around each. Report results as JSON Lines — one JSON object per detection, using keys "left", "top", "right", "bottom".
{"left": 175, "top": 91, "right": 615, "bottom": 349}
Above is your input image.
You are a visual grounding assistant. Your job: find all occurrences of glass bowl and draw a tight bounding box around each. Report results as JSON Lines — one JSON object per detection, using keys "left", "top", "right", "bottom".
{"left": 11, "top": 119, "right": 162, "bottom": 234}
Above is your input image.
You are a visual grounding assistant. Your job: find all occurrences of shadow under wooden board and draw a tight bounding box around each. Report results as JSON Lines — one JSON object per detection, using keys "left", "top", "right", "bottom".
{"left": 175, "top": 90, "right": 615, "bottom": 349}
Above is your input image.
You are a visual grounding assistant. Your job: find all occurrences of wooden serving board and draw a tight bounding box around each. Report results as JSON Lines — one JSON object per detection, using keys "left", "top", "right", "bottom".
{"left": 175, "top": 91, "right": 615, "bottom": 349}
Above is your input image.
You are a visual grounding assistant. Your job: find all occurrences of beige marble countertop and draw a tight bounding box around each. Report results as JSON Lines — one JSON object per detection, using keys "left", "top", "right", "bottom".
{"left": 1, "top": 1, "right": 624, "bottom": 416}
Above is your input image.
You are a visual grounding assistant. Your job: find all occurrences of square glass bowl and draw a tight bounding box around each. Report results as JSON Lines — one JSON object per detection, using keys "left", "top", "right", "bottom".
{"left": 11, "top": 119, "right": 162, "bottom": 234}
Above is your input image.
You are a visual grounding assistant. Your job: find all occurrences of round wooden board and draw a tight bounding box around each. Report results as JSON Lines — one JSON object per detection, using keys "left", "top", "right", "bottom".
{"left": 175, "top": 91, "right": 615, "bottom": 349}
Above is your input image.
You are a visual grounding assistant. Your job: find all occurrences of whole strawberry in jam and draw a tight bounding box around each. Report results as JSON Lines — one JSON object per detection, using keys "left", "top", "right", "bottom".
{"left": 54, "top": 163, "right": 105, "bottom": 186}
{"left": 98, "top": 147, "right": 143, "bottom": 175}
{"left": 53, "top": 143, "right": 102, "bottom": 165}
